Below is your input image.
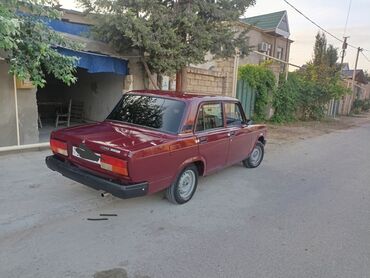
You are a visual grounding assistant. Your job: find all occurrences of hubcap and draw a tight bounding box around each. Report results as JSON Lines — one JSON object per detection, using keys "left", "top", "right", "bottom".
{"left": 250, "top": 146, "right": 262, "bottom": 165}
{"left": 178, "top": 170, "right": 196, "bottom": 199}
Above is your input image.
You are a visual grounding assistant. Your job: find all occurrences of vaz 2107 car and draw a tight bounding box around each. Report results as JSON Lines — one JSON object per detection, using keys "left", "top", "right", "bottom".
{"left": 46, "top": 90, "right": 267, "bottom": 204}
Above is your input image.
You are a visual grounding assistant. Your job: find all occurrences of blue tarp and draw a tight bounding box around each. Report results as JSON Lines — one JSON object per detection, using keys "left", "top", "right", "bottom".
{"left": 57, "top": 47, "right": 129, "bottom": 75}
{"left": 44, "top": 18, "right": 91, "bottom": 36}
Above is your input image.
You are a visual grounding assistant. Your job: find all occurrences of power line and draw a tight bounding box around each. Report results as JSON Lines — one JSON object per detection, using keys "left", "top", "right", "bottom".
{"left": 282, "top": 0, "right": 369, "bottom": 52}
{"left": 343, "top": 0, "right": 352, "bottom": 37}
{"left": 361, "top": 51, "right": 370, "bottom": 63}
{"left": 283, "top": 0, "right": 345, "bottom": 43}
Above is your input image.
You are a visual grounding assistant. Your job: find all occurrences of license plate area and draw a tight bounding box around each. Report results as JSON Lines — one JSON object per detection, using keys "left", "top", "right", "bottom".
{"left": 72, "top": 146, "right": 101, "bottom": 165}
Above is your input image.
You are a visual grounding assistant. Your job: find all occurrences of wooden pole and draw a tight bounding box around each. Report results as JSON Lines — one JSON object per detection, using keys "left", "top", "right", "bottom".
{"left": 176, "top": 70, "right": 182, "bottom": 92}
{"left": 351, "top": 47, "right": 362, "bottom": 92}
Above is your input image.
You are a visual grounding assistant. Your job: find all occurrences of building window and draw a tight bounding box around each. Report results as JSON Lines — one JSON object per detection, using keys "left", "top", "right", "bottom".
{"left": 277, "top": 47, "right": 284, "bottom": 60}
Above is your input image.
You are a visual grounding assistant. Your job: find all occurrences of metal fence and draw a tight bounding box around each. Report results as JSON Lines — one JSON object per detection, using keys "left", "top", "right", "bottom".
{"left": 236, "top": 79, "right": 256, "bottom": 119}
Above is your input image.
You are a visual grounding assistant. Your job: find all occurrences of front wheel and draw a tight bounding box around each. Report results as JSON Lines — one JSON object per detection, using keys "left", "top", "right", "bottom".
{"left": 243, "top": 142, "right": 264, "bottom": 168}
{"left": 166, "top": 165, "right": 198, "bottom": 204}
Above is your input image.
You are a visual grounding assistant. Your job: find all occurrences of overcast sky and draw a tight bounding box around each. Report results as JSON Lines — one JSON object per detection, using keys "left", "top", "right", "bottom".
{"left": 60, "top": 0, "right": 370, "bottom": 72}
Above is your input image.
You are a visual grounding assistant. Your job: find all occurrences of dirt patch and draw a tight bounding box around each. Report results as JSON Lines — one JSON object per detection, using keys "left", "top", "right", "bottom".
{"left": 94, "top": 268, "right": 128, "bottom": 278}
{"left": 93, "top": 268, "right": 150, "bottom": 278}
{"left": 267, "top": 112, "right": 370, "bottom": 146}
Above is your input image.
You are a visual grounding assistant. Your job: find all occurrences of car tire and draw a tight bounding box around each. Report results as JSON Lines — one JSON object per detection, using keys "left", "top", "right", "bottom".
{"left": 243, "top": 141, "right": 264, "bottom": 168}
{"left": 166, "top": 164, "right": 198, "bottom": 204}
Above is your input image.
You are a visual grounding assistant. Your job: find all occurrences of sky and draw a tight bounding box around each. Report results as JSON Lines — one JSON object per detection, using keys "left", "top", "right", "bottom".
{"left": 60, "top": 0, "right": 370, "bottom": 72}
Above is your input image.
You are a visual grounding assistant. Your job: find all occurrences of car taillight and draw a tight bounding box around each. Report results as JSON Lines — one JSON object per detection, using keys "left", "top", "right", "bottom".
{"left": 50, "top": 139, "right": 68, "bottom": 156}
{"left": 100, "top": 154, "right": 128, "bottom": 176}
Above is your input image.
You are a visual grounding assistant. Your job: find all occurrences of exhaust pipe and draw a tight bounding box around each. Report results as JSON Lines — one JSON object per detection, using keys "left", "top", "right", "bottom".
{"left": 101, "top": 192, "right": 111, "bottom": 198}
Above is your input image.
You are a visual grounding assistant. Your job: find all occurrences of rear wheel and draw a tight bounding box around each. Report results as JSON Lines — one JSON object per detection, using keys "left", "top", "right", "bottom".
{"left": 243, "top": 141, "right": 264, "bottom": 168}
{"left": 166, "top": 165, "right": 198, "bottom": 204}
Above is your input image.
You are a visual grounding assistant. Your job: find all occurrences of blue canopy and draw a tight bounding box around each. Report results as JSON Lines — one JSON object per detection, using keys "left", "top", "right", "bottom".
{"left": 44, "top": 17, "right": 91, "bottom": 36}
{"left": 57, "top": 47, "right": 129, "bottom": 76}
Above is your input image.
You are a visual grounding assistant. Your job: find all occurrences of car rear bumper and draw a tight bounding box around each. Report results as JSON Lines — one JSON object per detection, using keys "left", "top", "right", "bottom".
{"left": 45, "top": 155, "right": 148, "bottom": 199}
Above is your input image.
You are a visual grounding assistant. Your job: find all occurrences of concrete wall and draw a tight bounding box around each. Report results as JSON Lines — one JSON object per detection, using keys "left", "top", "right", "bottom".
{"left": 67, "top": 70, "right": 124, "bottom": 121}
{"left": 0, "top": 61, "right": 17, "bottom": 147}
{"left": 17, "top": 89, "right": 39, "bottom": 144}
{"left": 128, "top": 58, "right": 146, "bottom": 90}
{"left": 0, "top": 61, "right": 39, "bottom": 147}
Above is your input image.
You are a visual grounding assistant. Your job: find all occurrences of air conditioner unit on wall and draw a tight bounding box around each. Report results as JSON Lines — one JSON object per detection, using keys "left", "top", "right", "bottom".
{"left": 258, "top": 42, "right": 269, "bottom": 52}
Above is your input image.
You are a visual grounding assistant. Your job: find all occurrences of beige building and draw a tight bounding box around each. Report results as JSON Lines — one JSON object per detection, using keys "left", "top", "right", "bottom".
{"left": 337, "top": 64, "right": 369, "bottom": 115}
{"left": 0, "top": 9, "right": 147, "bottom": 148}
{"left": 183, "top": 10, "right": 293, "bottom": 98}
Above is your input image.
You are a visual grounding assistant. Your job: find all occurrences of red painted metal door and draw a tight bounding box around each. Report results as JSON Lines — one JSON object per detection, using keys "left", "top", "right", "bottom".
{"left": 197, "top": 129, "right": 230, "bottom": 173}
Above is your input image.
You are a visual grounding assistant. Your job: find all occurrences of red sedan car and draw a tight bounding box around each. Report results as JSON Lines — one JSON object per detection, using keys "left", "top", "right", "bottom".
{"left": 46, "top": 90, "right": 266, "bottom": 204}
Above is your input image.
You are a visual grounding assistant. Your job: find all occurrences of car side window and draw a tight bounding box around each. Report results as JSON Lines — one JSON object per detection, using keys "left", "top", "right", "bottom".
{"left": 196, "top": 103, "right": 224, "bottom": 132}
{"left": 224, "top": 102, "right": 244, "bottom": 127}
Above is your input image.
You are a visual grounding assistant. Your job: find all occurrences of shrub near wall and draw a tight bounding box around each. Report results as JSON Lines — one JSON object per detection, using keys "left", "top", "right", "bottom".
{"left": 238, "top": 64, "right": 275, "bottom": 121}
{"left": 271, "top": 69, "right": 349, "bottom": 122}
{"left": 271, "top": 73, "right": 300, "bottom": 123}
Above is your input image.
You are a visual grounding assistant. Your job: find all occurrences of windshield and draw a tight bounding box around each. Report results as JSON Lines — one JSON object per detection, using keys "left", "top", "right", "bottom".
{"left": 106, "top": 94, "right": 186, "bottom": 133}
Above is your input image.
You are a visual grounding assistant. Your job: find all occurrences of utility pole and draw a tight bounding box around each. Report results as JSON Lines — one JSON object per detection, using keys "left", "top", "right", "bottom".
{"left": 331, "top": 36, "right": 350, "bottom": 118}
{"left": 351, "top": 47, "right": 362, "bottom": 92}
{"left": 340, "top": 36, "right": 349, "bottom": 66}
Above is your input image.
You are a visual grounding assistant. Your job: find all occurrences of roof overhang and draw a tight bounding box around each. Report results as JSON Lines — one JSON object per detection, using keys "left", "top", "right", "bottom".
{"left": 56, "top": 47, "right": 129, "bottom": 75}
{"left": 264, "top": 28, "right": 290, "bottom": 38}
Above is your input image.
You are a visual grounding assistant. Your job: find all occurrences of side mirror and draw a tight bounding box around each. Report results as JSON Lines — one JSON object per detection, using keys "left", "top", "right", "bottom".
{"left": 246, "top": 119, "right": 253, "bottom": 126}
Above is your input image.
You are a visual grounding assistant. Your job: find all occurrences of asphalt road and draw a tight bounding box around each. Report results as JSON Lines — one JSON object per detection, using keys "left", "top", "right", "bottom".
{"left": 1, "top": 122, "right": 370, "bottom": 278}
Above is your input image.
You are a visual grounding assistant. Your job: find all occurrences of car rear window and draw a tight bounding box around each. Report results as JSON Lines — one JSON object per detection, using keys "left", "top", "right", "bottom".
{"left": 106, "top": 94, "right": 186, "bottom": 133}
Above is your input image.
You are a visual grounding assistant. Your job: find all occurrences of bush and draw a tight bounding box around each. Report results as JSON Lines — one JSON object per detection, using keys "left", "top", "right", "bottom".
{"left": 271, "top": 67, "right": 349, "bottom": 122}
{"left": 238, "top": 64, "right": 276, "bottom": 121}
{"left": 364, "top": 100, "right": 370, "bottom": 112}
{"left": 271, "top": 73, "right": 300, "bottom": 123}
{"left": 353, "top": 99, "right": 370, "bottom": 113}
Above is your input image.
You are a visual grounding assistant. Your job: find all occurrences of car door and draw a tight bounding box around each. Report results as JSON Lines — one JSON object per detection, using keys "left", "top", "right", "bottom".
{"left": 224, "top": 102, "right": 253, "bottom": 165}
{"left": 195, "top": 102, "right": 229, "bottom": 173}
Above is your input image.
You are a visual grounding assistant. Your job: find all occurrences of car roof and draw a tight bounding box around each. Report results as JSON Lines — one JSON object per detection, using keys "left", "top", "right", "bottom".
{"left": 127, "top": 90, "right": 239, "bottom": 103}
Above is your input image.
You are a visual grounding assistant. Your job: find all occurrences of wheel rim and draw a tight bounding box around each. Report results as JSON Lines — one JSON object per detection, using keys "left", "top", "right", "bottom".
{"left": 250, "top": 146, "right": 262, "bottom": 165}
{"left": 178, "top": 170, "right": 196, "bottom": 200}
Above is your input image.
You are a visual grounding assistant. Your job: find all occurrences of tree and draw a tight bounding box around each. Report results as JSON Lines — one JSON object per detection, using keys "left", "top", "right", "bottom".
{"left": 326, "top": 44, "right": 338, "bottom": 67}
{"left": 313, "top": 32, "right": 327, "bottom": 66}
{"left": 79, "top": 0, "right": 256, "bottom": 89}
{"left": 364, "top": 70, "right": 370, "bottom": 82}
{"left": 298, "top": 32, "right": 347, "bottom": 119}
{"left": 272, "top": 32, "right": 348, "bottom": 122}
{"left": 0, "top": 0, "right": 78, "bottom": 87}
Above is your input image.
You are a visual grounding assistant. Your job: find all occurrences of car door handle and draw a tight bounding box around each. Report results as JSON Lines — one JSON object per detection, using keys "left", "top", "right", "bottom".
{"left": 228, "top": 131, "right": 236, "bottom": 137}
{"left": 199, "top": 136, "right": 208, "bottom": 144}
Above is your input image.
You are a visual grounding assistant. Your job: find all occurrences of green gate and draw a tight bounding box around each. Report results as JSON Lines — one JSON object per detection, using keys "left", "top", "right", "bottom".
{"left": 236, "top": 79, "right": 256, "bottom": 119}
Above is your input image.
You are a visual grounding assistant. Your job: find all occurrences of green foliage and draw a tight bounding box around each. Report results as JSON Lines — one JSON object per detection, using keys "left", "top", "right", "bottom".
{"left": 0, "top": 0, "right": 78, "bottom": 87}
{"left": 270, "top": 73, "right": 300, "bottom": 123}
{"left": 238, "top": 64, "right": 276, "bottom": 121}
{"left": 79, "top": 0, "right": 256, "bottom": 75}
{"left": 313, "top": 32, "right": 327, "bottom": 66}
{"left": 271, "top": 31, "right": 349, "bottom": 122}
{"left": 353, "top": 99, "right": 370, "bottom": 114}
{"left": 364, "top": 70, "right": 370, "bottom": 82}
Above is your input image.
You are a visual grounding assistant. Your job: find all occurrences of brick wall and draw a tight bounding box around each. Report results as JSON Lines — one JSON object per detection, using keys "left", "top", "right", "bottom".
{"left": 186, "top": 66, "right": 228, "bottom": 95}
{"left": 215, "top": 58, "right": 236, "bottom": 97}
{"left": 186, "top": 57, "right": 236, "bottom": 97}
